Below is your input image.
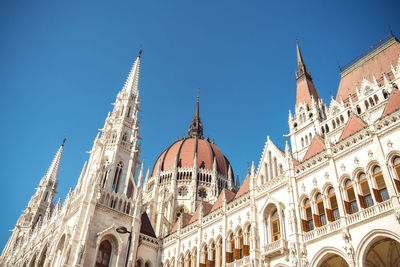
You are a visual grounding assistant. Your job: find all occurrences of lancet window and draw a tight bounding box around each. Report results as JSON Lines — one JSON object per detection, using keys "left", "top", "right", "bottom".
{"left": 358, "top": 173, "right": 373, "bottom": 208}
{"left": 393, "top": 157, "right": 400, "bottom": 192}
{"left": 112, "top": 162, "right": 123, "bottom": 192}
{"left": 344, "top": 179, "right": 358, "bottom": 214}
{"left": 372, "top": 166, "right": 389, "bottom": 202}
{"left": 96, "top": 240, "right": 112, "bottom": 267}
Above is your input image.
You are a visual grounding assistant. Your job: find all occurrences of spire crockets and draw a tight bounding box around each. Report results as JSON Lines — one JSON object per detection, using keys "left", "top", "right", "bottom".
{"left": 43, "top": 138, "right": 65, "bottom": 183}
{"left": 295, "top": 40, "right": 319, "bottom": 108}
{"left": 123, "top": 49, "right": 142, "bottom": 96}
{"left": 188, "top": 89, "right": 204, "bottom": 138}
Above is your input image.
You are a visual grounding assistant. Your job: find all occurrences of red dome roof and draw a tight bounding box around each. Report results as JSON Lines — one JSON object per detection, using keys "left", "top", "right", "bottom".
{"left": 152, "top": 137, "right": 233, "bottom": 178}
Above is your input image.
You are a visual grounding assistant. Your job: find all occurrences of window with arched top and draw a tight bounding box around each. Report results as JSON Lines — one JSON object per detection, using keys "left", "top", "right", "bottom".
{"left": 122, "top": 133, "right": 128, "bottom": 142}
{"left": 373, "top": 95, "right": 379, "bottom": 104}
{"left": 209, "top": 241, "right": 216, "bottom": 264}
{"left": 356, "top": 105, "right": 361, "bottom": 114}
{"left": 217, "top": 238, "right": 223, "bottom": 267}
{"left": 315, "top": 193, "right": 327, "bottom": 226}
{"left": 327, "top": 187, "right": 339, "bottom": 221}
{"left": 301, "top": 138, "right": 304, "bottom": 148}
{"left": 358, "top": 173, "right": 373, "bottom": 208}
{"left": 344, "top": 180, "right": 358, "bottom": 214}
{"left": 127, "top": 106, "right": 132, "bottom": 118}
{"left": 235, "top": 229, "right": 243, "bottom": 260}
{"left": 112, "top": 162, "right": 123, "bottom": 192}
{"left": 305, "top": 135, "right": 309, "bottom": 145}
{"left": 393, "top": 157, "right": 400, "bottom": 192}
{"left": 111, "top": 131, "right": 117, "bottom": 143}
{"left": 301, "top": 199, "right": 314, "bottom": 232}
{"left": 96, "top": 240, "right": 112, "bottom": 267}
{"left": 271, "top": 210, "right": 280, "bottom": 241}
{"left": 201, "top": 245, "right": 208, "bottom": 267}
{"left": 364, "top": 100, "right": 369, "bottom": 109}
{"left": 382, "top": 89, "right": 389, "bottom": 99}
{"left": 372, "top": 166, "right": 389, "bottom": 202}
{"left": 226, "top": 233, "right": 235, "bottom": 263}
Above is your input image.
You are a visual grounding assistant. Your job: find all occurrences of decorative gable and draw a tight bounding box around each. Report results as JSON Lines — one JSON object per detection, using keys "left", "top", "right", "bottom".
{"left": 303, "top": 135, "right": 326, "bottom": 161}
{"left": 382, "top": 89, "right": 400, "bottom": 117}
{"left": 339, "top": 114, "right": 367, "bottom": 141}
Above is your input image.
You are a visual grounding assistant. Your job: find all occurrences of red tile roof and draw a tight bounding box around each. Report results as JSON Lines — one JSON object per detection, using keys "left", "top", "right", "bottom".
{"left": 188, "top": 201, "right": 213, "bottom": 224}
{"left": 211, "top": 189, "right": 236, "bottom": 212}
{"left": 382, "top": 89, "right": 400, "bottom": 117}
{"left": 170, "top": 213, "right": 192, "bottom": 233}
{"left": 296, "top": 77, "right": 319, "bottom": 108}
{"left": 140, "top": 212, "right": 156, "bottom": 238}
{"left": 339, "top": 114, "right": 367, "bottom": 141}
{"left": 235, "top": 175, "right": 250, "bottom": 198}
{"left": 336, "top": 38, "right": 400, "bottom": 103}
{"left": 303, "top": 135, "right": 326, "bottom": 161}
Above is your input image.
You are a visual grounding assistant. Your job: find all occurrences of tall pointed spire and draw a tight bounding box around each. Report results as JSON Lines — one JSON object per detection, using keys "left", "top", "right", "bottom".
{"left": 44, "top": 138, "right": 65, "bottom": 182}
{"left": 295, "top": 40, "right": 319, "bottom": 108}
{"left": 188, "top": 88, "right": 204, "bottom": 138}
{"left": 296, "top": 39, "right": 311, "bottom": 81}
{"left": 123, "top": 49, "right": 142, "bottom": 95}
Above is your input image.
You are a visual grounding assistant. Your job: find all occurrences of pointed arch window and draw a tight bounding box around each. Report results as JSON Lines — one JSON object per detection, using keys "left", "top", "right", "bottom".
{"left": 301, "top": 198, "right": 314, "bottom": 232}
{"left": 127, "top": 106, "right": 132, "bottom": 118}
{"left": 111, "top": 131, "right": 117, "bottom": 143}
{"left": 226, "top": 233, "right": 234, "bottom": 263}
{"left": 327, "top": 187, "right": 339, "bottom": 221}
{"left": 315, "top": 193, "right": 327, "bottom": 226}
{"left": 344, "top": 180, "right": 358, "bottom": 214}
{"left": 358, "top": 173, "right": 373, "bottom": 208}
{"left": 96, "top": 240, "right": 112, "bottom": 267}
{"left": 112, "top": 162, "right": 123, "bottom": 192}
{"left": 372, "top": 166, "right": 389, "bottom": 202}
{"left": 271, "top": 210, "right": 280, "bottom": 241}
{"left": 393, "top": 157, "right": 400, "bottom": 192}
{"left": 235, "top": 229, "right": 243, "bottom": 260}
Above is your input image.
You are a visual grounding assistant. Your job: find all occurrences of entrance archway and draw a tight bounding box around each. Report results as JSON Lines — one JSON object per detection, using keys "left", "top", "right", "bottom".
{"left": 317, "top": 253, "right": 348, "bottom": 267}
{"left": 363, "top": 237, "right": 400, "bottom": 267}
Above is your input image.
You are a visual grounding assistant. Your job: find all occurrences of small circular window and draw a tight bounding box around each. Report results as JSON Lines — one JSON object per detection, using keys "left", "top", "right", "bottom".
{"left": 178, "top": 187, "right": 188, "bottom": 196}
{"left": 198, "top": 188, "right": 207, "bottom": 199}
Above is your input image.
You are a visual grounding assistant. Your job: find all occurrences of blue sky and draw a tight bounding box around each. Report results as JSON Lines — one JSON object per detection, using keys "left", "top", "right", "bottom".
{"left": 0, "top": 0, "right": 399, "bottom": 248}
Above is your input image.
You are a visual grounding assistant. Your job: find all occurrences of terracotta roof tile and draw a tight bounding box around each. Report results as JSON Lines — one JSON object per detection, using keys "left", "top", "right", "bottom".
{"left": 211, "top": 189, "right": 235, "bottom": 212}
{"left": 235, "top": 175, "right": 250, "bottom": 198}
{"left": 303, "top": 135, "right": 326, "bottom": 161}
{"left": 382, "top": 89, "right": 400, "bottom": 117}
{"left": 339, "top": 114, "right": 367, "bottom": 141}
{"left": 170, "top": 213, "right": 192, "bottom": 233}
{"left": 140, "top": 212, "right": 156, "bottom": 238}
{"left": 296, "top": 78, "right": 319, "bottom": 108}
{"left": 188, "top": 202, "right": 213, "bottom": 224}
{"left": 293, "top": 158, "right": 300, "bottom": 166}
{"left": 336, "top": 38, "right": 400, "bottom": 103}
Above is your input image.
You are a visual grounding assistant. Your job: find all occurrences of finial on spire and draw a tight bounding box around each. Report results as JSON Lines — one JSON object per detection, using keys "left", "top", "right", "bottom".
{"left": 138, "top": 48, "right": 142, "bottom": 58}
{"left": 61, "top": 138, "right": 66, "bottom": 147}
{"left": 296, "top": 39, "right": 311, "bottom": 81}
{"left": 188, "top": 88, "right": 203, "bottom": 138}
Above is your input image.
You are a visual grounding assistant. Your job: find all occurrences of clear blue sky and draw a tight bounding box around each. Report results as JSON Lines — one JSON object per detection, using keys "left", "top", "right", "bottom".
{"left": 1, "top": 0, "right": 399, "bottom": 248}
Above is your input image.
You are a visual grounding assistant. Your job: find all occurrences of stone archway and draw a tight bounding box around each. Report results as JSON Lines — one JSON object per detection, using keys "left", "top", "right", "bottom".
{"left": 317, "top": 253, "right": 348, "bottom": 267}
{"left": 363, "top": 237, "right": 400, "bottom": 267}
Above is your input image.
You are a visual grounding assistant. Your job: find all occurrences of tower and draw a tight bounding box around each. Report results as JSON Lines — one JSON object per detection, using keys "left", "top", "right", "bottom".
{"left": 288, "top": 40, "right": 327, "bottom": 160}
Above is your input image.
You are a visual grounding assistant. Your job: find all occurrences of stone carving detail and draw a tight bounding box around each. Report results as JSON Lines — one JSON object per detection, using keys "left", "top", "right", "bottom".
{"left": 342, "top": 227, "right": 355, "bottom": 264}
{"left": 395, "top": 210, "right": 400, "bottom": 224}
{"left": 289, "top": 242, "right": 298, "bottom": 267}
{"left": 301, "top": 244, "right": 309, "bottom": 267}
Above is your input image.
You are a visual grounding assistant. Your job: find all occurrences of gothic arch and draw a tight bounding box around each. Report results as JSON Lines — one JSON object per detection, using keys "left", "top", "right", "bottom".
{"left": 310, "top": 246, "right": 349, "bottom": 267}
{"left": 322, "top": 182, "right": 334, "bottom": 195}
{"left": 355, "top": 229, "right": 400, "bottom": 267}
{"left": 365, "top": 160, "right": 381, "bottom": 174}
{"left": 309, "top": 187, "right": 322, "bottom": 201}
{"left": 37, "top": 242, "right": 49, "bottom": 267}
{"left": 351, "top": 167, "right": 366, "bottom": 180}
{"left": 338, "top": 173, "right": 352, "bottom": 188}
{"left": 386, "top": 150, "right": 400, "bottom": 163}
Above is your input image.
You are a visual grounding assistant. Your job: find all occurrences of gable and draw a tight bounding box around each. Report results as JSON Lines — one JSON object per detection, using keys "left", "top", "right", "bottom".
{"left": 382, "top": 89, "right": 400, "bottom": 117}
{"left": 339, "top": 114, "right": 367, "bottom": 141}
{"left": 303, "top": 135, "right": 326, "bottom": 161}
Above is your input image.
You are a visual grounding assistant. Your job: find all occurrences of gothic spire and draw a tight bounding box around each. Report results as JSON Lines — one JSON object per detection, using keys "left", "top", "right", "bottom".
{"left": 123, "top": 49, "right": 142, "bottom": 95}
{"left": 296, "top": 39, "right": 311, "bottom": 81}
{"left": 188, "top": 89, "right": 203, "bottom": 138}
{"left": 44, "top": 138, "right": 65, "bottom": 182}
{"left": 295, "top": 40, "right": 319, "bottom": 108}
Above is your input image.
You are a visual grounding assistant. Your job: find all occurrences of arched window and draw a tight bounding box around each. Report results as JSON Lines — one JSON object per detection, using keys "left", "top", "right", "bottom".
{"left": 127, "top": 106, "right": 132, "bottom": 118}
{"left": 393, "top": 157, "right": 400, "bottom": 192}
{"left": 235, "top": 229, "right": 243, "bottom": 260}
{"left": 226, "top": 233, "right": 234, "bottom": 263}
{"left": 372, "top": 166, "right": 389, "bottom": 202}
{"left": 332, "top": 120, "right": 336, "bottom": 129}
{"left": 301, "top": 138, "right": 304, "bottom": 148}
{"left": 358, "top": 173, "right": 373, "bottom": 208}
{"left": 111, "top": 131, "right": 117, "bottom": 143}
{"left": 201, "top": 245, "right": 208, "bottom": 267}
{"left": 315, "top": 193, "right": 327, "bottom": 226}
{"left": 325, "top": 124, "right": 329, "bottom": 133}
{"left": 364, "top": 100, "right": 369, "bottom": 109}
{"left": 217, "top": 238, "right": 223, "bottom": 267}
{"left": 373, "top": 94, "right": 379, "bottom": 104}
{"left": 305, "top": 135, "right": 309, "bottom": 145}
{"left": 112, "top": 162, "right": 123, "bottom": 192}
{"left": 101, "top": 160, "right": 110, "bottom": 188}
{"left": 382, "top": 89, "right": 389, "bottom": 99}
{"left": 271, "top": 210, "right": 280, "bottom": 241}
{"left": 209, "top": 241, "right": 216, "bottom": 265}
{"left": 344, "top": 180, "right": 358, "bottom": 214}
{"left": 96, "top": 240, "right": 112, "bottom": 267}
{"left": 309, "top": 133, "right": 312, "bottom": 142}
{"left": 340, "top": 115, "right": 344, "bottom": 123}
{"left": 356, "top": 105, "right": 361, "bottom": 114}
{"left": 122, "top": 133, "right": 128, "bottom": 142}
{"left": 369, "top": 97, "right": 375, "bottom": 107}
{"left": 327, "top": 187, "right": 339, "bottom": 221}
{"left": 120, "top": 106, "right": 124, "bottom": 117}
{"left": 135, "top": 259, "right": 143, "bottom": 267}
{"left": 243, "top": 225, "right": 251, "bottom": 257}
{"left": 301, "top": 198, "right": 314, "bottom": 232}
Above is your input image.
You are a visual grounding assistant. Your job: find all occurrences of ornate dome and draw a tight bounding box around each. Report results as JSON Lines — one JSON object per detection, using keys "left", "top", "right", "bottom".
{"left": 151, "top": 95, "right": 234, "bottom": 183}
{"left": 152, "top": 136, "right": 234, "bottom": 179}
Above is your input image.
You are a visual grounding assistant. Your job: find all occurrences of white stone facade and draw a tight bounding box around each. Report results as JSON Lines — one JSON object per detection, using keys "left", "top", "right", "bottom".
{"left": 2, "top": 37, "right": 400, "bottom": 267}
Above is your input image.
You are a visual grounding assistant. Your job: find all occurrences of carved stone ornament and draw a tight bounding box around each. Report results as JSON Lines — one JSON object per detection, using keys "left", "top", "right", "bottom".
{"left": 289, "top": 243, "right": 298, "bottom": 267}
{"left": 301, "top": 183, "right": 306, "bottom": 192}
{"left": 387, "top": 139, "right": 393, "bottom": 148}
{"left": 395, "top": 210, "right": 400, "bottom": 224}
{"left": 368, "top": 150, "right": 373, "bottom": 158}
{"left": 324, "top": 172, "right": 329, "bottom": 180}
{"left": 301, "top": 244, "right": 309, "bottom": 267}
{"left": 312, "top": 178, "right": 317, "bottom": 186}
{"left": 354, "top": 157, "right": 359, "bottom": 165}
{"left": 341, "top": 163, "right": 346, "bottom": 171}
